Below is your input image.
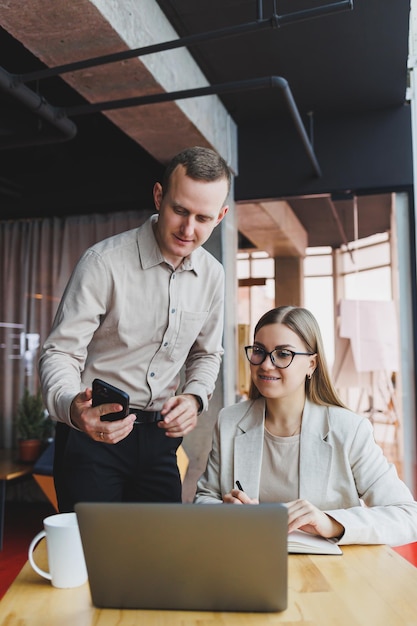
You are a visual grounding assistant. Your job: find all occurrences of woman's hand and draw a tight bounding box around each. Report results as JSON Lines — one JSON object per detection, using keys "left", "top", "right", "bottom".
{"left": 223, "top": 488, "right": 259, "bottom": 505}
{"left": 285, "top": 499, "right": 344, "bottom": 539}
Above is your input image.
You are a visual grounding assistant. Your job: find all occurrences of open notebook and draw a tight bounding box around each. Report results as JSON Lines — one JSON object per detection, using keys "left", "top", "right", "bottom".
{"left": 288, "top": 530, "right": 342, "bottom": 555}
{"left": 75, "top": 502, "right": 289, "bottom": 612}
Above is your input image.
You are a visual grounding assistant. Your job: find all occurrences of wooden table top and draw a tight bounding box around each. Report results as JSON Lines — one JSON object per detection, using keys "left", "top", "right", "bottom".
{"left": 1, "top": 540, "right": 417, "bottom": 625}
{"left": 0, "top": 448, "right": 33, "bottom": 481}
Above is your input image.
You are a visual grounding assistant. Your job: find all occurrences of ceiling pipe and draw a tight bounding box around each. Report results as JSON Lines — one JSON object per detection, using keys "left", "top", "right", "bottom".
{"left": 257, "top": 0, "right": 263, "bottom": 21}
{"left": 0, "top": 66, "right": 77, "bottom": 149}
{"left": 324, "top": 195, "right": 355, "bottom": 261}
{"left": 61, "top": 75, "right": 321, "bottom": 177}
{"left": 16, "top": 1, "right": 353, "bottom": 84}
{"left": 274, "top": 0, "right": 353, "bottom": 27}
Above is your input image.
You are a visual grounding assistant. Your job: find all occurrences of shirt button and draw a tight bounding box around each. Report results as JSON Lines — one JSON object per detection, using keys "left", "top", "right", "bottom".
{"left": 163, "top": 342, "right": 168, "bottom": 347}
{"left": 171, "top": 308, "right": 176, "bottom": 314}
{"left": 150, "top": 372, "right": 155, "bottom": 377}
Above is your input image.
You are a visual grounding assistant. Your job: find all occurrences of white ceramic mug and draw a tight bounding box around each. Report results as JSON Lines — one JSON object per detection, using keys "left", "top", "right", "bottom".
{"left": 28, "top": 512, "right": 88, "bottom": 588}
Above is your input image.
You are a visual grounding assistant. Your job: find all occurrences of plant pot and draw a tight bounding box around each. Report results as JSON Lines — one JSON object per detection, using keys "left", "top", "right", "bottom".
{"left": 18, "top": 439, "right": 42, "bottom": 463}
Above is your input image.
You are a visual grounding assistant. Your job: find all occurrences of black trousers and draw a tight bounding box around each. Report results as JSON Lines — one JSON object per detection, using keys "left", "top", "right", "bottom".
{"left": 53, "top": 422, "right": 182, "bottom": 512}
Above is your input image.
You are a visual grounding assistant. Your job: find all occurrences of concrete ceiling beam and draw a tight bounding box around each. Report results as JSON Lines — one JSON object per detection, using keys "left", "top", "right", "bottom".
{"left": 237, "top": 200, "right": 308, "bottom": 257}
{"left": 0, "top": 0, "right": 237, "bottom": 169}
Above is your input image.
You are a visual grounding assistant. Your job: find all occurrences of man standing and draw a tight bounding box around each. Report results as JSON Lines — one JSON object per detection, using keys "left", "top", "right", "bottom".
{"left": 39, "top": 146, "right": 231, "bottom": 511}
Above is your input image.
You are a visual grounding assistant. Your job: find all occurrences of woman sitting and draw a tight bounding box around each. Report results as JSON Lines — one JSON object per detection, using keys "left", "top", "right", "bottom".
{"left": 195, "top": 305, "right": 417, "bottom": 546}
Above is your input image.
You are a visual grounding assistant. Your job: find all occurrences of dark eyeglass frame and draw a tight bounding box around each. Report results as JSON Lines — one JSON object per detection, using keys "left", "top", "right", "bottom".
{"left": 244, "top": 345, "right": 315, "bottom": 369}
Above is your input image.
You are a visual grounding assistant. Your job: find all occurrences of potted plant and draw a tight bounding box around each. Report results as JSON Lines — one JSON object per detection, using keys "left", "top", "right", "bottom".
{"left": 15, "top": 388, "right": 54, "bottom": 462}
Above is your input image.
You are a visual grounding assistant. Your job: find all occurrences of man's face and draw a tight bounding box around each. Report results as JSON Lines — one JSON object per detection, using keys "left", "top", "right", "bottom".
{"left": 153, "top": 165, "right": 229, "bottom": 268}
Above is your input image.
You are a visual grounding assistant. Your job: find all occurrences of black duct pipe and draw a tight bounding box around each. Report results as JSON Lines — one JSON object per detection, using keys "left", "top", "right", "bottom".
{"left": 61, "top": 75, "right": 321, "bottom": 177}
{"left": 0, "top": 66, "right": 77, "bottom": 148}
{"left": 17, "top": 1, "right": 353, "bottom": 84}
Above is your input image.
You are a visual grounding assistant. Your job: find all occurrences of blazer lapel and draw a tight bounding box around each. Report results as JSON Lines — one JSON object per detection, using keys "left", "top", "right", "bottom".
{"left": 234, "top": 399, "right": 265, "bottom": 499}
{"left": 299, "top": 400, "right": 333, "bottom": 503}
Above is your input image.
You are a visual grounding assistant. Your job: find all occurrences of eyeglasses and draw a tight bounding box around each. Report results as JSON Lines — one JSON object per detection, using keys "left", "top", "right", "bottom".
{"left": 245, "top": 345, "right": 315, "bottom": 369}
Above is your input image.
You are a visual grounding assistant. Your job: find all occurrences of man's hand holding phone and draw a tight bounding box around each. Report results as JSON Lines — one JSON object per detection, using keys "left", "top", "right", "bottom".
{"left": 92, "top": 379, "right": 130, "bottom": 421}
{"left": 70, "top": 380, "right": 135, "bottom": 444}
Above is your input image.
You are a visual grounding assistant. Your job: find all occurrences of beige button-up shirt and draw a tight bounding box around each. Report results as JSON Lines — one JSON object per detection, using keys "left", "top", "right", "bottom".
{"left": 39, "top": 215, "right": 225, "bottom": 426}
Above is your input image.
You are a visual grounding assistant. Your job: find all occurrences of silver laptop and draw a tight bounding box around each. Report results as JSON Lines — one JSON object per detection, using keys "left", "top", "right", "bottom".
{"left": 75, "top": 501, "right": 288, "bottom": 612}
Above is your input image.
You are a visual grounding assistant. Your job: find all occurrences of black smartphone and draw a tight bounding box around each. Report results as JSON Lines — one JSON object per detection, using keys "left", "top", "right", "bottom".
{"left": 92, "top": 378, "right": 130, "bottom": 422}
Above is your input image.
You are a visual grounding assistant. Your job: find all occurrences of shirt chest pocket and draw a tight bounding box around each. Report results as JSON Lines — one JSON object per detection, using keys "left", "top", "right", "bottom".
{"left": 167, "top": 310, "right": 208, "bottom": 362}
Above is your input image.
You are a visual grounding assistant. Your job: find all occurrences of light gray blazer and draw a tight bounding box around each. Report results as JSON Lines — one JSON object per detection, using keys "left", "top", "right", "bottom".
{"left": 195, "top": 398, "right": 417, "bottom": 546}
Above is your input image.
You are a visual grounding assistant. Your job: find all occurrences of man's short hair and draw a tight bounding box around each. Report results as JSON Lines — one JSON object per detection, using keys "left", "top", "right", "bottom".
{"left": 162, "top": 146, "right": 232, "bottom": 199}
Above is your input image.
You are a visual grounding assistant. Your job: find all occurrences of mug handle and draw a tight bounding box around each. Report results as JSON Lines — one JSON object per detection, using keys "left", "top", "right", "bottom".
{"left": 28, "top": 530, "right": 52, "bottom": 580}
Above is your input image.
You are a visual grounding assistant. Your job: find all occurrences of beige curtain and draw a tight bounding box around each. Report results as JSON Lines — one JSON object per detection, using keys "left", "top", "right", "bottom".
{"left": 0, "top": 209, "right": 152, "bottom": 448}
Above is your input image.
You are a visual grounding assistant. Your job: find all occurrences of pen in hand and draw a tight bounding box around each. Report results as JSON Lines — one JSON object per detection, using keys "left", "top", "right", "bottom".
{"left": 235, "top": 480, "right": 259, "bottom": 505}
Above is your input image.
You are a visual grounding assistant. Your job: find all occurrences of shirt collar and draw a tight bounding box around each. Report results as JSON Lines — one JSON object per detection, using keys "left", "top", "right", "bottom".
{"left": 138, "top": 214, "right": 199, "bottom": 274}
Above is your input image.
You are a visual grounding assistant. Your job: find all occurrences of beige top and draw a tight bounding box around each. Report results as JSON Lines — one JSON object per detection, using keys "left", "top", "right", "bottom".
{"left": 39, "top": 215, "right": 225, "bottom": 426}
{"left": 259, "top": 428, "right": 300, "bottom": 502}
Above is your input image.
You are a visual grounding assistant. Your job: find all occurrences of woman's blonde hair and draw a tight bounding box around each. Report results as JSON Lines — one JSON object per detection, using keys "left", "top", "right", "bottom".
{"left": 248, "top": 305, "right": 346, "bottom": 408}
